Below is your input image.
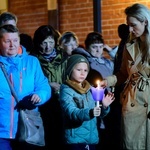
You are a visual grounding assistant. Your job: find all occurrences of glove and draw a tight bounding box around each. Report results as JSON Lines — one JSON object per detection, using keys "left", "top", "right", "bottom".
{"left": 18, "top": 95, "right": 36, "bottom": 110}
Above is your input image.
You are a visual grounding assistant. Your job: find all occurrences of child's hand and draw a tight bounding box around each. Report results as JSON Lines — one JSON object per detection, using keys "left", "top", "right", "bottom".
{"left": 102, "top": 92, "right": 115, "bottom": 108}
{"left": 93, "top": 107, "right": 101, "bottom": 117}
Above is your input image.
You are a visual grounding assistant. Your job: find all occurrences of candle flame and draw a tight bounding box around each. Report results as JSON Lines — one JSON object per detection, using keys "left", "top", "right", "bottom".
{"left": 96, "top": 80, "right": 100, "bottom": 89}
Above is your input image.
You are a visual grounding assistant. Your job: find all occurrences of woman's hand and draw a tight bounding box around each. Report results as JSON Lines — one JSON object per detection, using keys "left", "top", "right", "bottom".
{"left": 104, "top": 44, "right": 112, "bottom": 52}
{"left": 102, "top": 92, "right": 115, "bottom": 108}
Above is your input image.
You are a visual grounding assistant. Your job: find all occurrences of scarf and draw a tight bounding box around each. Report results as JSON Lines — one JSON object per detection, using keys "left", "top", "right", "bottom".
{"left": 66, "top": 79, "right": 91, "bottom": 94}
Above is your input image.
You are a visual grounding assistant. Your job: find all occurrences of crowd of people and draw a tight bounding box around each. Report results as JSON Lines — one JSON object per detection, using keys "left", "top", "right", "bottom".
{"left": 0, "top": 2, "right": 150, "bottom": 150}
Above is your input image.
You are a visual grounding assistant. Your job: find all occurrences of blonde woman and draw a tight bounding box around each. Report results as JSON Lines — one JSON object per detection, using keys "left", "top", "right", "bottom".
{"left": 101, "top": 3, "right": 150, "bottom": 150}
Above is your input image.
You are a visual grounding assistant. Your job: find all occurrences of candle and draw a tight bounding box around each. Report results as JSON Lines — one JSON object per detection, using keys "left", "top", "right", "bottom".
{"left": 91, "top": 80, "right": 105, "bottom": 107}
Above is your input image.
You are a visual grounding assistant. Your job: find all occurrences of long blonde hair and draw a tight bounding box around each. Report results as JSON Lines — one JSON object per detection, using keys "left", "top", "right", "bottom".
{"left": 125, "top": 3, "right": 150, "bottom": 67}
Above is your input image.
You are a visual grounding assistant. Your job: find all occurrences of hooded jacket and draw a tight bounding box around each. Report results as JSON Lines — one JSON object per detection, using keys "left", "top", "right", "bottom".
{"left": 0, "top": 46, "right": 51, "bottom": 139}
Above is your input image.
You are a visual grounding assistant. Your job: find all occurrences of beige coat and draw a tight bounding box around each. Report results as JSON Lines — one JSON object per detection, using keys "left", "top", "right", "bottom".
{"left": 106, "top": 40, "right": 150, "bottom": 150}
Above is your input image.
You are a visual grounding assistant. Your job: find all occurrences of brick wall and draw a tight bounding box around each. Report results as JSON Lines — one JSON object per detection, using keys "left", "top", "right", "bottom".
{"left": 8, "top": 0, "right": 48, "bottom": 36}
{"left": 59, "top": 0, "right": 93, "bottom": 47}
{"left": 101, "top": 0, "right": 150, "bottom": 46}
{"left": 7, "top": 0, "right": 150, "bottom": 47}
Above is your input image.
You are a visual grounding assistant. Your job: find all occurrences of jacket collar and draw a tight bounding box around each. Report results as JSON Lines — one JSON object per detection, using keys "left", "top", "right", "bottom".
{"left": 126, "top": 40, "right": 141, "bottom": 60}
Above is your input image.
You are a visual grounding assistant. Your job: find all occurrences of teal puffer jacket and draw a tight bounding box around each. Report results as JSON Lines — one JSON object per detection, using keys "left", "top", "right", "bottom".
{"left": 59, "top": 83, "right": 110, "bottom": 144}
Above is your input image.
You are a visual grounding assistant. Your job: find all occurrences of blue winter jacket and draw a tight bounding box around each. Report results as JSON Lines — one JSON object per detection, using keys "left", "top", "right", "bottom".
{"left": 59, "top": 83, "right": 110, "bottom": 144}
{"left": 0, "top": 46, "right": 51, "bottom": 139}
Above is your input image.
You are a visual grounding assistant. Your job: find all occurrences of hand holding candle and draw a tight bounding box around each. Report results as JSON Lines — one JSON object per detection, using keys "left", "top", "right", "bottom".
{"left": 93, "top": 107, "right": 101, "bottom": 117}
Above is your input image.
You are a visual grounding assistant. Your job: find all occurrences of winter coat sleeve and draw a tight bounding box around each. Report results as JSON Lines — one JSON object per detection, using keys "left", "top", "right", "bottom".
{"left": 106, "top": 45, "right": 130, "bottom": 87}
{"left": 59, "top": 84, "right": 95, "bottom": 122}
{"left": 31, "top": 57, "right": 51, "bottom": 106}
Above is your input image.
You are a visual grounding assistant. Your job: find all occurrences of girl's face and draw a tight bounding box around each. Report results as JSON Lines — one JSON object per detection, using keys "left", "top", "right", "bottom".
{"left": 88, "top": 43, "right": 104, "bottom": 58}
{"left": 62, "top": 37, "right": 78, "bottom": 55}
{"left": 0, "top": 32, "right": 20, "bottom": 57}
{"left": 127, "top": 16, "right": 146, "bottom": 38}
{"left": 40, "top": 36, "right": 55, "bottom": 54}
{"left": 70, "top": 62, "right": 89, "bottom": 84}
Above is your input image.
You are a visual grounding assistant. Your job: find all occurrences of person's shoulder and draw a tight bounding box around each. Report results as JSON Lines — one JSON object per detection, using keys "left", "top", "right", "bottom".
{"left": 60, "top": 83, "right": 70, "bottom": 90}
{"left": 60, "top": 83, "right": 77, "bottom": 94}
{"left": 73, "top": 47, "right": 91, "bottom": 58}
{"left": 102, "top": 56, "right": 112, "bottom": 63}
{"left": 24, "top": 54, "right": 40, "bottom": 65}
{"left": 26, "top": 54, "right": 38, "bottom": 59}
{"left": 59, "top": 83, "right": 75, "bottom": 98}
{"left": 126, "top": 39, "right": 137, "bottom": 50}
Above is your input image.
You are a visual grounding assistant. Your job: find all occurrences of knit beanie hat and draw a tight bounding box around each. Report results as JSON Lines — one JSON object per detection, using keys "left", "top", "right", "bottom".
{"left": 66, "top": 54, "right": 90, "bottom": 78}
